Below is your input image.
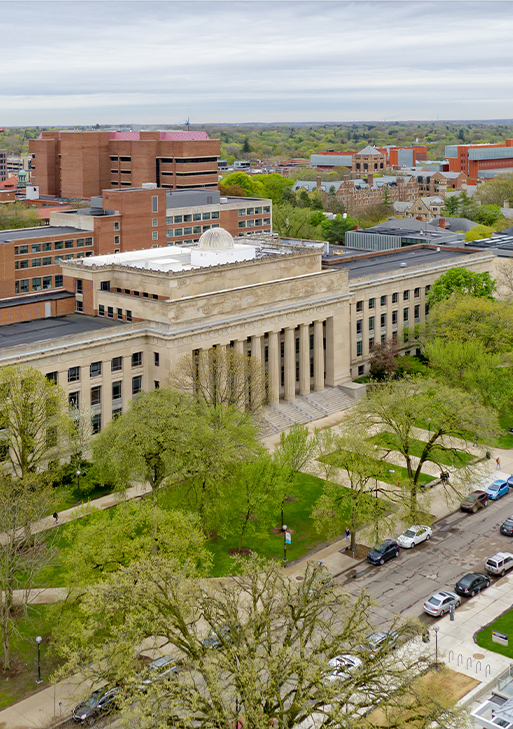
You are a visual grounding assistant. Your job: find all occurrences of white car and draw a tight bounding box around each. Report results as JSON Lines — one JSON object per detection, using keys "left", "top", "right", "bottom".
{"left": 397, "top": 525, "right": 432, "bottom": 549}
{"left": 325, "top": 654, "right": 362, "bottom": 681}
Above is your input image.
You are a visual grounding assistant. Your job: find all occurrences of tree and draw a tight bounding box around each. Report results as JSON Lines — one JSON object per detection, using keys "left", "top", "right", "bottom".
{"left": 0, "top": 365, "right": 71, "bottom": 481}
{"left": 321, "top": 213, "right": 358, "bottom": 244}
{"left": 272, "top": 203, "right": 324, "bottom": 240}
{"left": 474, "top": 204, "right": 503, "bottom": 227}
{"left": 0, "top": 202, "right": 40, "bottom": 231}
{"left": 442, "top": 196, "right": 459, "bottom": 217}
{"left": 298, "top": 189, "right": 311, "bottom": 208}
{"left": 60, "top": 500, "right": 211, "bottom": 585}
{"left": 219, "top": 172, "right": 265, "bottom": 198}
{"left": 464, "top": 224, "right": 493, "bottom": 242}
{"left": 242, "top": 137, "right": 251, "bottom": 154}
{"left": 170, "top": 347, "right": 269, "bottom": 415}
{"left": 53, "top": 556, "right": 464, "bottom": 729}
{"left": 477, "top": 172, "right": 513, "bottom": 207}
{"left": 369, "top": 338, "right": 400, "bottom": 380}
{"left": 273, "top": 423, "right": 319, "bottom": 524}
{"left": 257, "top": 173, "right": 294, "bottom": 205}
{"left": 0, "top": 477, "right": 55, "bottom": 670}
{"left": 92, "top": 388, "right": 195, "bottom": 494}
{"left": 314, "top": 420, "right": 389, "bottom": 551}
{"left": 358, "top": 378, "right": 497, "bottom": 522}
{"left": 427, "top": 268, "right": 496, "bottom": 305}
{"left": 425, "top": 295, "right": 513, "bottom": 353}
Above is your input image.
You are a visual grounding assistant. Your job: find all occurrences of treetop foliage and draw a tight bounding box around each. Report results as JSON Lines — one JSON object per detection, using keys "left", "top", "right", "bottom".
{"left": 427, "top": 268, "right": 496, "bottom": 305}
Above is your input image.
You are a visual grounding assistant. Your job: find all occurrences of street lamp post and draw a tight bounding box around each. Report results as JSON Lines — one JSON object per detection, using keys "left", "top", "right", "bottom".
{"left": 76, "top": 469, "right": 81, "bottom": 493}
{"left": 282, "top": 524, "right": 287, "bottom": 563}
{"left": 36, "top": 636, "right": 43, "bottom": 683}
{"left": 433, "top": 625, "right": 439, "bottom": 670}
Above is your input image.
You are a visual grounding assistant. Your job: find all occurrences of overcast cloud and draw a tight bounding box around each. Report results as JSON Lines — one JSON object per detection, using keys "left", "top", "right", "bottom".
{"left": 2, "top": 0, "right": 513, "bottom": 125}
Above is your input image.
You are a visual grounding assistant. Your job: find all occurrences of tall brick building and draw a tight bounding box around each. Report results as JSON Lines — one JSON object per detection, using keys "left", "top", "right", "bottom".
{"left": 445, "top": 140, "right": 513, "bottom": 184}
{"left": 29, "top": 130, "right": 220, "bottom": 198}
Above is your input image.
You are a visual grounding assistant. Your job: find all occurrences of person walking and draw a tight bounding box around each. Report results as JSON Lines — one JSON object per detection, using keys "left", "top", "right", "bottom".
{"left": 497, "top": 457, "right": 501, "bottom": 470}
{"left": 345, "top": 527, "right": 350, "bottom": 542}
{"left": 53, "top": 511, "right": 59, "bottom": 524}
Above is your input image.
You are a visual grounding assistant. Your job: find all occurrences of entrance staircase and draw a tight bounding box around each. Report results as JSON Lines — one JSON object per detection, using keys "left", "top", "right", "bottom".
{"left": 260, "top": 386, "right": 356, "bottom": 436}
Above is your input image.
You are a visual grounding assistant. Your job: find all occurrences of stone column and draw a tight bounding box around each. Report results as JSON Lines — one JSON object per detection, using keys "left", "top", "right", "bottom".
{"left": 313, "top": 320, "right": 325, "bottom": 392}
{"left": 284, "top": 327, "right": 295, "bottom": 400}
{"left": 299, "top": 323, "right": 311, "bottom": 395}
{"left": 233, "top": 339, "right": 245, "bottom": 356}
{"left": 325, "top": 311, "right": 350, "bottom": 386}
{"left": 268, "top": 331, "right": 280, "bottom": 404}
{"left": 251, "top": 335, "right": 262, "bottom": 363}
{"left": 102, "top": 359, "right": 113, "bottom": 427}
{"left": 121, "top": 355, "right": 132, "bottom": 408}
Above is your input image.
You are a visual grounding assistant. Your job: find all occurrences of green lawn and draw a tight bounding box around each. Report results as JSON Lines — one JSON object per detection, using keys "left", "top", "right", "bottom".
{"left": 0, "top": 604, "right": 62, "bottom": 710}
{"left": 415, "top": 411, "right": 513, "bottom": 451}
{"left": 371, "top": 432, "right": 475, "bottom": 468}
{"left": 323, "top": 450, "right": 434, "bottom": 488}
{"left": 476, "top": 607, "right": 513, "bottom": 659}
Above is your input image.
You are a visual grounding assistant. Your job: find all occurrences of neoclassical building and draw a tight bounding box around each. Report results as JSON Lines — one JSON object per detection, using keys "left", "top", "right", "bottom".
{"left": 0, "top": 229, "right": 496, "bottom": 433}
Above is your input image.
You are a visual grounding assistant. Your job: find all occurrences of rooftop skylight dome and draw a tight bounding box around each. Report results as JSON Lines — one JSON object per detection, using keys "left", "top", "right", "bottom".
{"left": 199, "top": 228, "right": 234, "bottom": 249}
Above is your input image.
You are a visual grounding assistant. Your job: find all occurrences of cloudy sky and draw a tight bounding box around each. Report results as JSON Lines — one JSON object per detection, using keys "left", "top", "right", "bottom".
{"left": 3, "top": 0, "right": 513, "bottom": 126}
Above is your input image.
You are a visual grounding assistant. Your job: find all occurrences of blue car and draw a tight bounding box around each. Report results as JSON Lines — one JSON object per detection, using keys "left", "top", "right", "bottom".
{"left": 486, "top": 477, "right": 513, "bottom": 500}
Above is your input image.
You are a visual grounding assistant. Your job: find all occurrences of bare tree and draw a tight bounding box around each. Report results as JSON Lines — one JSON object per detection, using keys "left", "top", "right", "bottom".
{"left": 170, "top": 347, "right": 269, "bottom": 415}
{"left": 0, "top": 476, "right": 55, "bottom": 671}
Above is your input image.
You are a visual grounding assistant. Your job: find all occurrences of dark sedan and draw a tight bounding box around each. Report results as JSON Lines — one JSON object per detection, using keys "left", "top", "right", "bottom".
{"left": 501, "top": 516, "right": 513, "bottom": 536}
{"left": 367, "top": 540, "right": 399, "bottom": 566}
{"left": 455, "top": 572, "right": 490, "bottom": 597}
{"left": 460, "top": 490, "right": 488, "bottom": 513}
{"left": 72, "top": 686, "right": 123, "bottom": 724}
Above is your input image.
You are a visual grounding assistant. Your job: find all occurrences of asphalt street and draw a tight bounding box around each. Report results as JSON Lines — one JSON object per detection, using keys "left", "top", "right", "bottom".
{"left": 339, "top": 494, "right": 513, "bottom": 627}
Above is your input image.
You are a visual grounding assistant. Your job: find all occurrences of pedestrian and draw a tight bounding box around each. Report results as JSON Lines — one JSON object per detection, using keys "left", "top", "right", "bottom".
{"left": 345, "top": 527, "right": 350, "bottom": 542}
{"left": 53, "top": 511, "right": 59, "bottom": 524}
{"left": 497, "top": 457, "right": 501, "bottom": 470}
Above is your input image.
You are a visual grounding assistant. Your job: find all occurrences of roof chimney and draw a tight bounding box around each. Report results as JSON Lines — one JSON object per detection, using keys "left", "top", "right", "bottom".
{"left": 316, "top": 176, "right": 322, "bottom": 189}
{"left": 438, "top": 218, "right": 446, "bottom": 229}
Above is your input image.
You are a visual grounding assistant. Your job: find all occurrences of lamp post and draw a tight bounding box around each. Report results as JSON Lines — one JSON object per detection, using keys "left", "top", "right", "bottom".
{"left": 282, "top": 524, "right": 287, "bottom": 563}
{"left": 433, "top": 625, "right": 439, "bottom": 670}
{"left": 36, "top": 636, "right": 43, "bottom": 684}
{"left": 76, "top": 469, "right": 81, "bottom": 495}
{"left": 375, "top": 478, "right": 379, "bottom": 542}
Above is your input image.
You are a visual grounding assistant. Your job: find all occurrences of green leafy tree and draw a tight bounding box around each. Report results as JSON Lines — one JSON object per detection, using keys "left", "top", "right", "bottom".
{"left": 0, "top": 365, "right": 71, "bottom": 481}
{"left": 257, "top": 173, "right": 293, "bottom": 205}
{"left": 464, "top": 224, "right": 493, "bottom": 241}
{"left": 0, "top": 203, "right": 40, "bottom": 231}
{"left": 298, "top": 189, "right": 311, "bottom": 208}
{"left": 273, "top": 423, "right": 319, "bottom": 524}
{"left": 474, "top": 204, "right": 503, "bottom": 226}
{"left": 427, "top": 268, "right": 496, "bottom": 305}
{"left": 442, "top": 196, "right": 459, "bottom": 216}
{"left": 321, "top": 213, "right": 358, "bottom": 244}
{"left": 52, "top": 556, "right": 465, "bottom": 729}
{"left": 272, "top": 203, "right": 324, "bottom": 240}
{"left": 61, "top": 500, "right": 211, "bottom": 584}
{"left": 358, "top": 378, "right": 497, "bottom": 522}
{"left": 477, "top": 172, "right": 513, "bottom": 207}
{"left": 219, "top": 172, "right": 264, "bottom": 197}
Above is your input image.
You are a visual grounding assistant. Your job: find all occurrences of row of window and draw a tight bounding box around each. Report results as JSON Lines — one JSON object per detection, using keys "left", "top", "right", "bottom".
{"left": 237, "top": 206, "right": 270, "bottom": 216}
{"left": 356, "top": 306, "right": 423, "bottom": 333}
{"left": 14, "top": 238, "right": 93, "bottom": 255}
{"left": 96, "top": 304, "right": 132, "bottom": 320}
{"left": 238, "top": 219, "right": 270, "bottom": 229}
{"left": 166, "top": 224, "right": 220, "bottom": 237}
{"left": 15, "top": 275, "right": 63, "bottom": 293}
{"left": 166, "top": 211, "right": 220, "bottom": 224}
{"left": 355, "top": 286, "right": 430, "bottom": 312}
{"left": 61, "top": 352, "right": 154, "bottom": 384}
{"left": 110, "top": 156, "right": 131, "bottom": 162}
{"left": 356, "top": 332, "right": 415, "bottom": 357}
{"left": 15, "top": 252, "right": 92, "bottom": 268}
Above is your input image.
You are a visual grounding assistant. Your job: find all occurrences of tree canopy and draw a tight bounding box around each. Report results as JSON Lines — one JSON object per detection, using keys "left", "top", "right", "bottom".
{"left": 427, "top": 268, "right": 496, "bottom": 305}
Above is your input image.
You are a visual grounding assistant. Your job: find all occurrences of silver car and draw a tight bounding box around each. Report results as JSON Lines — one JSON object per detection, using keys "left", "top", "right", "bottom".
{"left": 423, "top": 590, "right": 461, "bottom": 617}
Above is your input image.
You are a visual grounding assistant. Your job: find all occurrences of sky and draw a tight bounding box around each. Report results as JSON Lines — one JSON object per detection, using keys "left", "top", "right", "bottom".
{"left": 2, "top": 0, "right": 513, "bottom": 126}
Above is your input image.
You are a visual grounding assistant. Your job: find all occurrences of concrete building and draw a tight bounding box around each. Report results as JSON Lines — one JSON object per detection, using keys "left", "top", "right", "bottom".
{"left": 29, "top": 130, "right": 221, "bottom": 198}
{"left": 345, "top": 222, "right": 464, "bottom": 251}
{"left": 0, "top": 228, "right": 496, "bottom": 433}
{"left": 0, "top": 150, "right": 6, "bottom": 181}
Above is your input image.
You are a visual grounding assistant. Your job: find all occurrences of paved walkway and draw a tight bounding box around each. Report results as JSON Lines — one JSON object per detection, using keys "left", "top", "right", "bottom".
{"left": 3, "top": 406, "right": 513, "bottom": 728}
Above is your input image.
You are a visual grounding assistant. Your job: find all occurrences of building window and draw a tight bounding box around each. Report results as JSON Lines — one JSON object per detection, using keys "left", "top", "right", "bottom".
{"left": 19, "top": 245, "right": 28, "bottom": 254}
{"left": 403, "top": 308, "right": 409, "bottom": 322}
{"left": 154, "top": 352, "right": 160, "bottom": 367}
{"left": 91, "top": 413, "right": 101, "bottom": 435}
{"left": 100, "top": 281, "right": 110, "bottom": 291}
{"left": 356, "top": 340, "right": 363, "bottom": 356}
{"left": 152, "top": 196, "right": 158, "bottom": 213}
{"left": 91, "top": 386, "right": 101, "bottom": 406}
{"left": 356, "top": 300, "right": 363, "bottom": 312}
{"left": 68, "top": 366, "right": 80, "bottom": 383}
{"left": 358, "top": 365, "right": 365, "bottom": 377}
{"left": 152, "top": 218, "right": 158, "bottom": 227}
{"left": 126, "top": 310, "right": 132, "bottom": 322}
{"left": 76, "top": 279, "right": 83, "bottom": 294}
{"left": 414, "top": 287, "right": 420, "bottom": 298}
{"left": 98, "top": 304, "right": 105, "bottom": 316}
{"left": 42, "top": 276, "right": 52, "bottom": 290}
{"left": 85, "top": 237, "right": 93, "bottom": 246}
{"left": 380, "top": 295, "right": 387, "bottom": 306}
{"left": 55, "top": 275, "right": 63, "bottom": 287}
{"left": 369, "top": 298, "right": 375, "bottom": 309}
{"left": 184, "top": 214, "right": 192, "bottom": 222}
{"left": 392, "top": 310, "right": 398, "bottom": 325}
{"left": 117, "top": 308, "right": 123, "bottom": 319}
{"left": 43, "top": 242, "right": 52, "bottom": 251}
{"left": 32, "top": 258, "right": 41, "bottom": 268}
{"left": 114, "top": 221, "right": 120, "bottom": 231}
{"left": 356, "top": 320, "right": 363, "bottom": 335}
{"left": 154, "top": 381, "right": 160, "bottom": 389}
{"left": 112, "top": 381, "right": 122, "bottom": 401}
{"left": 369, "top": 337, "right": 374, "bottom": 350}
{"left": 369, "top": 316, "right": 374, "bottom": 331}
{"left": 425, "top": 285, "right": 431, "bottom": 294}
{"left": 414, "top": 304, "right": 420, "bottom": 319}
{"left": 114, "top": 235, "right": 120, "bottom": 246}
{"left": 107, "top": 306, "right": 114, "bottom": 319}
{"left": 69, "top": 391, "right": 79, "bottom": 408}
{"left": 112, "top": 407, "right": 122, "bottom": 420}
{"left": 238, "top": 209, "right": 246, "bottom": 217}
{"left": 32, "top": 277, "right": 41, "bottom": 291}
{"left": 211, "top": 211, "right": 220, "bottom": 219}
{"left": 76, "top": 300, "right": 83, "bottom": 312}
{"left": 132, "top": 375, "right": 142, "bottom": 395}
{"left": 65, "top": 240, "right": 73, "bottom": 249}
{"left": 90, "top": 361, "right": 102, "bottom": 377}
{"left": 43, "top": 256, "right": 52, "bottom": 266}
{"left": 202, "top": 212, "right": 211, "bottom": 220}
{"left": 184, "top": 226, "right": 193, "bottom": 234}
{"left": 55, "top": 241, "right": 64, "bottom": 250}
{"left": 32, "top": 244, "right": 41, "bottom": 253}
{"left": 20, "top": 279, "right": 29, "bottom": 293}
{"left": 238, "top": 221, "right": 246, "bottom": 229}
{"left": 77, "top": 238, "right": 84, "bottom": 247}
{"left": 19, "top": 260, "right": 28, "bottom": 269}
{"left": 152, "top": 231, "right": 158, "bottom": 240}
{"left": 111, "top": 356, "right": 123, "bottom": 372}
{"left": 132, "top": 352, "right": 142, "bottom": 368}
{"left": 46, "top": 371, "right": 58, "bottom": 385}
{"left": 380, "top": 313, "right": 386, "bottom": 328}
{"left": 403, "top": 290, "right": 409, "bottom": 301}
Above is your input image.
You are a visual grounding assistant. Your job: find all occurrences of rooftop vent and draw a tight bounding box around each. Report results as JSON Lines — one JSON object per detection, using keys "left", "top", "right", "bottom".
{"left": 400, "top": 262, "right": 407, "bottom": 267}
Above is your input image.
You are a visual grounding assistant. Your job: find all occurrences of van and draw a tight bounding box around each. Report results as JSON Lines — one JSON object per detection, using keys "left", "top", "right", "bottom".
{"left": 485, "top": 552, "right": 513, "bottom": 576}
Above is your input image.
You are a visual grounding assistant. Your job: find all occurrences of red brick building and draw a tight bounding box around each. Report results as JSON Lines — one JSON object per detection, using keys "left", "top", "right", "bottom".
{"left": 29, "top": 130, "right": 220, "bottom": 198}
{"left": 445, "top": 140, "right": 513, "bottom": 184}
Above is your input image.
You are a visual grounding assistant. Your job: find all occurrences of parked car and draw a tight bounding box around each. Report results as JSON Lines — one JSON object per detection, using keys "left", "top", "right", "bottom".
{"left": 500, "top": 516, "right": 513, "bottom": 536}
{"left": 486, "top": 478, "right": 513, "bottom": 501}
{"left": 460, "top": 490, "right": 489, "bottom": 513}
{"left": 397, "top": 525, "right": 432, "bottom": 549}
{"left": 324, "top": 654, "right": 362, "bottom": 681}
{"left": 485, "top": 552, "right": 513, "bottom": 576}
{"left": 359, "top": 630, "right": 399, "bottom": 657}
{"left": 72, "top": 686, "right": 123, "bottom": 725}
{"left": 135, "top": 654, "right": 180, "bottom": 692}
{"left": 455, "top": 572, "right": 490, "bottom": 597}
{"left": 202, "top": 624, "right": 240, "bottom": 650}
{"left": 367, "top": 540, "right": 400, "bottom": 566}
{"left": 423, "top": 590, "right": 461, "bottom": 617}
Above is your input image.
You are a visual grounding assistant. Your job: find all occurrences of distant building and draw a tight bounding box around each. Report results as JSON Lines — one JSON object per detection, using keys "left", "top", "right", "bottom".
{"left": 0, "top": 150, "right": 6, "bottom": 181}
{"left": 292, "top": 174, "right": 419, "bottom": 212}
{"left": 29, "top": 130, "right": 221, "bottom": 198}
{"left": 445, "top": 140, "right": 513, "bottom": 184}
{"left": 345, "top": 220, "right": 463, "bottom": 251}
